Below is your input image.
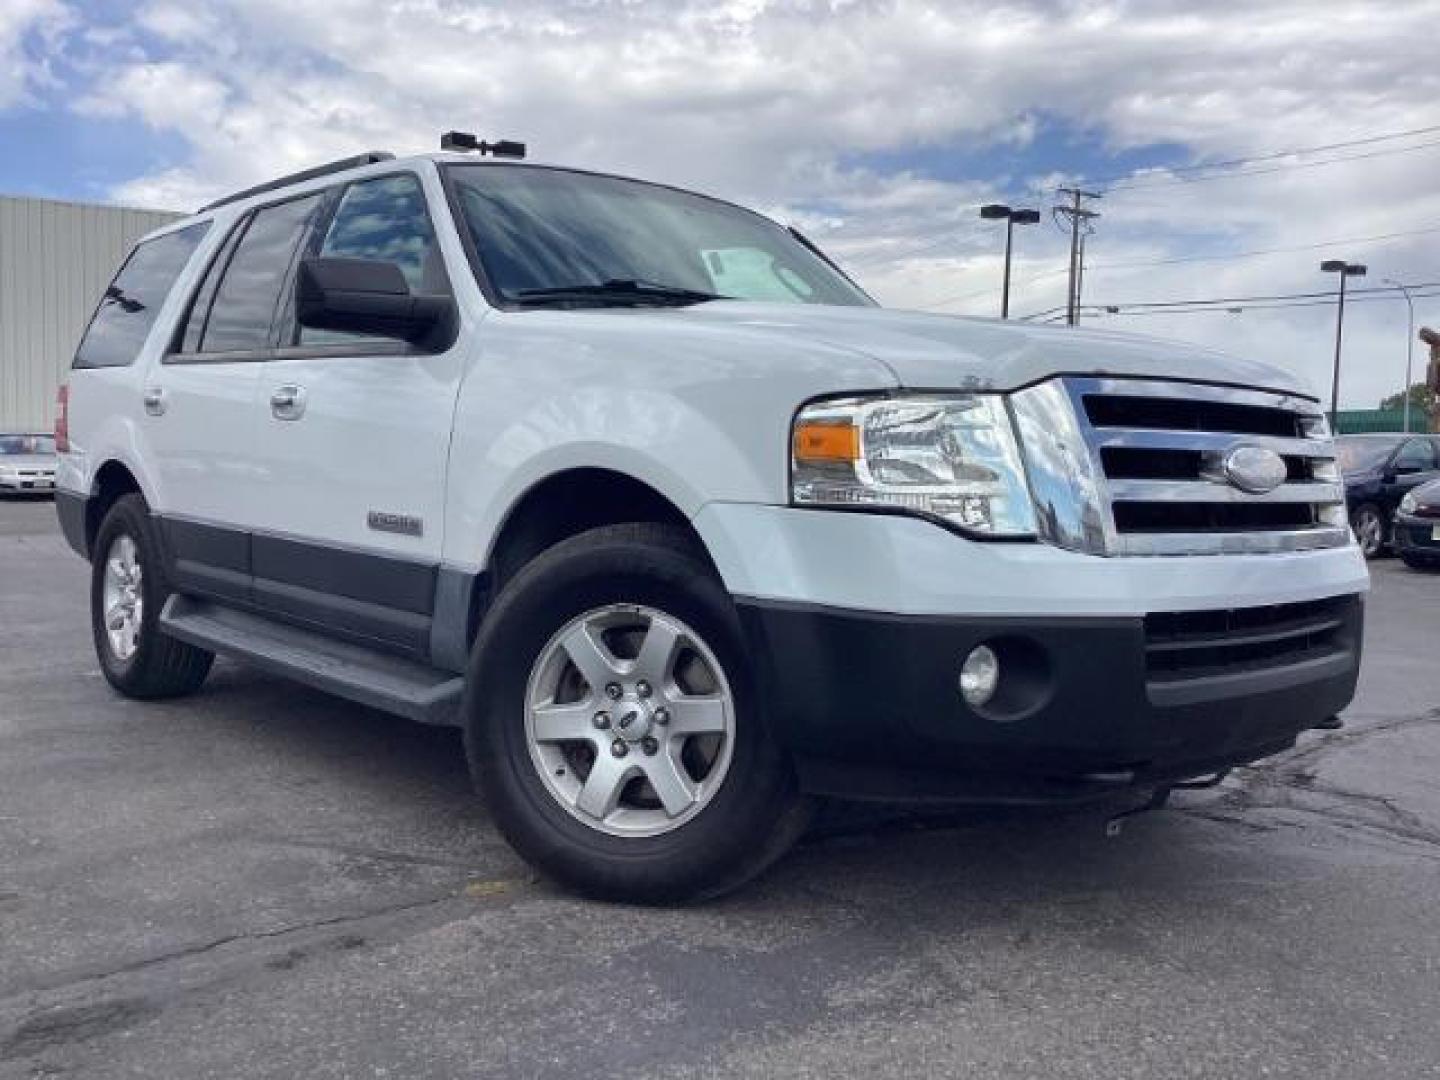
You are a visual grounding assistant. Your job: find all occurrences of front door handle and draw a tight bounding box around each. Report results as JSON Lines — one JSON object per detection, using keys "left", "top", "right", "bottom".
{"left": 143, "top": 386, "right": 167, "bottom": 416}
{"left": 270, "top": 384, "right": 307, "bottom": 421}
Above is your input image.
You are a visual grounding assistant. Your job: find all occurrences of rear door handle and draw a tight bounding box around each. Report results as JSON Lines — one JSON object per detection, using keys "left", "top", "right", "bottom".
{"left": 143, "top": 387, "right": 167, "bottom": 416}
{"left": 270, "top": 384, "right": 307, "bottom": 421}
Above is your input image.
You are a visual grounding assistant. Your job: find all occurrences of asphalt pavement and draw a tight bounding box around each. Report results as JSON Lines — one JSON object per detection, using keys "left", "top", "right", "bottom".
{"left": 1, "top": 495, "right": 1438, "bottom": 1079}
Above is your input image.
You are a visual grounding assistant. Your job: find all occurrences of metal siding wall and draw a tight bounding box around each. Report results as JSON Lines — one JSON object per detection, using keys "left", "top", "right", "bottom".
{"left": 0, "top": 196, "right": 181, "bottom": 431}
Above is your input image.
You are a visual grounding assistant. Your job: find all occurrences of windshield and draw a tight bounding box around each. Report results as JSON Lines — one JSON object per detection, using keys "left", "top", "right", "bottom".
{"left": 448, "top": 165, "right": 872, "bottom": 308}
{"left": 0, "top": 435, "right": 54, "bottom": 456}
{"left": 1336, "top": 436, "right": 1399, "bottom": 473}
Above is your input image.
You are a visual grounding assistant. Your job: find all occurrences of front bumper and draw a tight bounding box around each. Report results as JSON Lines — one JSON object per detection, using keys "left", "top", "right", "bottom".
{"left": 739, "top": 594, "right": 1363, "bottom": 803}
{"left": 1393, "top": 513, "right": 1440, "bottom": 561}
{"left": 693, "top": 503, "right": 1369, "bottom": 804}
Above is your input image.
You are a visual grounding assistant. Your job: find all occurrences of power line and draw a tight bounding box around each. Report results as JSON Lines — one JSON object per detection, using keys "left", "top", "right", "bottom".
{"left": 1011, "top": 281, "right": 1440, "bottom": 322}
{"left": 1098, "top": 136, "right": 1440, "bottom": 193}
{"left": 844, "top": 221, "right": 987, "bottom": 267}
{"left": 1070, "top": 224, "right": 1440, "bottom": 273}
{"left": 1084, "top": 281, "right": 1440, "bottom": 313}
{"left": 1089, "top": 291, "right": 1440, "bottom": 317}
{"left": 846, "top": 125, "right": 1440, "bottom": 276}
{"left": 918, "top": 223, "right": 1440, "bottom": 312}
{"left": 1080, "top": 122, "right": 1440, "bottom": 190}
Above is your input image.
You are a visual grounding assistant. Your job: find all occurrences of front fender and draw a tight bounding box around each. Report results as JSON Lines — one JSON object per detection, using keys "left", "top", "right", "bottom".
{"left": 444, "top": 386, "right": 772, "bottom": 571}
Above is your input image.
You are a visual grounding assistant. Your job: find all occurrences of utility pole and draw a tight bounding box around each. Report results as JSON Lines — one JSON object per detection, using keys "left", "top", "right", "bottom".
{"left": 1056, "top": 187, "right": 1101, "bottom": 326}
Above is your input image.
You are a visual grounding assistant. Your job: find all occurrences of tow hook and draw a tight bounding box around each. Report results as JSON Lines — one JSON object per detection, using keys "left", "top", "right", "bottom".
{"left": 1104, "top": 770, "right": 1231, "bottom": 837}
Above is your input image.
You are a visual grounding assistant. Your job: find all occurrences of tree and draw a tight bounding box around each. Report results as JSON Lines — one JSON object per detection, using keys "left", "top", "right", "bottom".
{"left": 1378, "top": 382, "right": 1436, "bottom": 413}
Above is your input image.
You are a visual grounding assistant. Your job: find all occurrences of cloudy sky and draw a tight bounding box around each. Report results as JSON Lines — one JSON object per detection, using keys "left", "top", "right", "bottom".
{"left": 3, "top": 0, "right": 1438, "bottom": 409}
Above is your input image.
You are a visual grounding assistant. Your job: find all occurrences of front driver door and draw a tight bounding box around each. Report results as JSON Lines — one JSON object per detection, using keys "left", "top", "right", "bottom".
{"left": 1385, "top": 438, "right": 1440, "bottom": 517}
{"left": 246, "top": 170, "right": 468, "bottom": 657}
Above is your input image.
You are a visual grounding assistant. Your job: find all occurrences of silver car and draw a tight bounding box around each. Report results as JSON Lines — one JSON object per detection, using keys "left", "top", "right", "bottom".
{"left": 0, "top": 434, "right": 57, "bottom": 493}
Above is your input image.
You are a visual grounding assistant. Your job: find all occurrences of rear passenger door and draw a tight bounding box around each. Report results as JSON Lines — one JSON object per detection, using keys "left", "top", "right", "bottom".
{"left": 245, "top": 171, "right": 465, "bottom": 656}
{"left": 153, "top": 193, "right": 325, "bottom": 602}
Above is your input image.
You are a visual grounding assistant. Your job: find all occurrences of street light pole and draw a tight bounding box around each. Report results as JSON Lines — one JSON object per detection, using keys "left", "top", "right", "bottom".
{"left": 1384, "top": 278, "right": 1416, "bottom": 433}
{"left": 1321, "top": 260, "right": 1367, "bottom": 430}
{"left": 980, "top": 204, "right": 1040, "bottom": 320}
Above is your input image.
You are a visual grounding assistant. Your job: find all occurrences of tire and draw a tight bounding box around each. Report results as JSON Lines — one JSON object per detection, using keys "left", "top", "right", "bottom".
{"left": 464, "top": 523, "right": 811, "bottom": 903}
{"left": 1351, "top": 503, "right": 1386, "bottom": 559}
{"left": 1400, "top": 552, "right": 1440, "bottom": 571}
{"left": 91, "top": 493, "right": 213, "bottom": 699}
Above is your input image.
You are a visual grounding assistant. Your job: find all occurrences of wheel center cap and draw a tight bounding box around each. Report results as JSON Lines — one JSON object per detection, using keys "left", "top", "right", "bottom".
{"left": 614, "top": 697, "right": 654, "bottom": 742}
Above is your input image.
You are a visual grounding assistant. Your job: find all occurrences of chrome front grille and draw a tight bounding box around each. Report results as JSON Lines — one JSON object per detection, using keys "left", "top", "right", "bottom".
{"left": 1010, "top": 376, "right": 1350, "bottom": 557}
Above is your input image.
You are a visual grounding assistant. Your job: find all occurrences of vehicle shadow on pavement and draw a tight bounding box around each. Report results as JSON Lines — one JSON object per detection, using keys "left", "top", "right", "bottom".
{"left": 191, "top": 658, "right": 1184, "bottom": 899}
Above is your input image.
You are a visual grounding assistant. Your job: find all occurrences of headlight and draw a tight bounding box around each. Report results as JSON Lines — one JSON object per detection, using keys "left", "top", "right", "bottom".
{"left": 791, "top": 394, "right": 1036, "bottom": 536}
{"left": 1399, "top": 491, "right": 1418, "bottom": 515}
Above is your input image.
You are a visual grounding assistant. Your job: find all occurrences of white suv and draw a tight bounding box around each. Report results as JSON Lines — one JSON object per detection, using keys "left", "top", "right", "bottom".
{"left": 54, "top": 145, "right": 1368, "bottom": 901}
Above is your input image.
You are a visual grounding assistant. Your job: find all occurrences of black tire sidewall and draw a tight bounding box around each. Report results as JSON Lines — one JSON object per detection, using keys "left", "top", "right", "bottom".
{"left": 465, "top": 525, "right": 798, "bottom": 901}
{"left": 90, "top": 495, "right": 169, "bottom": 689}
{"left": 1354, "top": 504, "right": 1384, "bottom": 559}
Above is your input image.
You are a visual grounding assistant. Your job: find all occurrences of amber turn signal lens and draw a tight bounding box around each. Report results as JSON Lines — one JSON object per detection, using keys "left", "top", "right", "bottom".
{"left": 793, "top": 422, "right": 859, "bottom": 463}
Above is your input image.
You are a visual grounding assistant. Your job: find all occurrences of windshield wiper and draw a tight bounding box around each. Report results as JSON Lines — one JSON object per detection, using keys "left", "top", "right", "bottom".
{"left": 511, "top": 279, "right": 727, "bottom": 307}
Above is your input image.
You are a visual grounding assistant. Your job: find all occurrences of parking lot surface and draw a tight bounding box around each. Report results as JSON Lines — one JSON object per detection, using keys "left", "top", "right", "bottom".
{"left": 2, "top": 495, "right": 1438, "bottom": 1079}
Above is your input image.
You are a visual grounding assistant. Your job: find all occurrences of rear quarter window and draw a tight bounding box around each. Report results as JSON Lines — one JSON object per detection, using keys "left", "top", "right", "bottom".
{"left": 73, "top": 221, "right": 211, "bottom": 369}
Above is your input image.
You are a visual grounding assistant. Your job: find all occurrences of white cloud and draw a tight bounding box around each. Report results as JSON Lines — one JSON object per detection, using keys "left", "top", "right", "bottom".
{"left": 30, "top": 0, "right": 1440, "bottom": 406}
{"left": 0, "top": 0, "right": 70, "bottom": 108}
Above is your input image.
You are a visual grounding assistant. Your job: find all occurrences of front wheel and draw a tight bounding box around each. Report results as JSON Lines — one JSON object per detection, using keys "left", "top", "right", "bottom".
{"left": 1351, "top": 503, "right": 1386, "bottom": 559}
{"left": 465, "top": 523, "right": 810, "bottom": 903}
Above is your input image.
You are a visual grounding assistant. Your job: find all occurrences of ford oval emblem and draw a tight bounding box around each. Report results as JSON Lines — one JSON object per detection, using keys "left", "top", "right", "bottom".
{"left": 1223, "top": 445, "right": 1287, "bottom": 494}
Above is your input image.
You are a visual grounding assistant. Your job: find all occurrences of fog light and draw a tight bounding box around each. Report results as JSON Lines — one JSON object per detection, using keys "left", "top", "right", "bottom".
{"left": 959, "top": 644, "right": 999, "bottom": 707}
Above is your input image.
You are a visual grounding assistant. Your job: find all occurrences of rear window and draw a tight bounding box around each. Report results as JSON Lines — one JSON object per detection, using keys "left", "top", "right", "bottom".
{"left": 0, "top": 435, "right": 55, "bottom": 455}
{"left": 73, "top": 222, "right": 211, "bottom": 369}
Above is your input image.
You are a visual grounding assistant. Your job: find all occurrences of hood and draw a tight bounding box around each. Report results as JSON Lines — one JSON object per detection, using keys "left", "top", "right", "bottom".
{"left": 659, "top": 302, "right": 1316, "bottom": 398}
{"left": 0, "top": 455, "right": 55, "bottom": 470}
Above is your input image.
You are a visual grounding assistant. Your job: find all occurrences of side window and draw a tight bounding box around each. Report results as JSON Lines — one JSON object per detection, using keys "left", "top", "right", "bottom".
{"left": 297, "top": 173, "right": 446, "bottom": 345}
{"left": 73, "top": 222, "right": 210, "bottom": 369}
{"left": 198, "top": 193, "right": 323, "bottom": 354}
{"left": 177, "top": 218, "right": 246, "bottom": 354}
{"left": 1395, "top": 439, "right": 1437, "bottom": 471}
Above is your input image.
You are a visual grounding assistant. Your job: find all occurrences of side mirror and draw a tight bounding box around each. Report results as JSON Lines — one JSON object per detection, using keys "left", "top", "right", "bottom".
{"left": 296, "top": 257, "right": 453, "bottom": 345}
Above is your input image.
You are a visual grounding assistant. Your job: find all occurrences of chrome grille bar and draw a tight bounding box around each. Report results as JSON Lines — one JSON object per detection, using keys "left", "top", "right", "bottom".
{"left": 1094, "top": 430, "right": 1335, "bottom": 460}
{"left": 1010, "top": 375, "right": 1352, "bottom": 557}
{"left": 1107, "top": 479, "right": 1343, "bottom": 505}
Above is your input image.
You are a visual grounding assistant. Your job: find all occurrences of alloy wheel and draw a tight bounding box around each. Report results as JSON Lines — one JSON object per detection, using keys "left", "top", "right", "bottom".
{"left": 523, "top": 603, "right": 735, "bottom": 838}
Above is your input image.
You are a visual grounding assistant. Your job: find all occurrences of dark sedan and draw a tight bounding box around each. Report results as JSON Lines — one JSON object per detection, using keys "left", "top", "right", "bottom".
{"left": 1393, "top": 478, "right": 1440, "bottom": 569}
{"left": 1338, "top": 433, "right": 1440, "bottom": 558}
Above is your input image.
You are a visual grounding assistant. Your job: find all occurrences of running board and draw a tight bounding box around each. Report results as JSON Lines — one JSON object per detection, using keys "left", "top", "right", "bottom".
{"left": 160, "top": 595, "right": 464, "bottom": 726}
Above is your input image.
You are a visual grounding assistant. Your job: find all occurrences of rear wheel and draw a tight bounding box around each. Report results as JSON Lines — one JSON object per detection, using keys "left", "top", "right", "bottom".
{"left": 1351, "top": 503, "right": 1386, "bottom": 559}
{"left": 90, "top": 493, "right": 213, "bottom": 699}
{"left": 1400, "top": 552, "right": 1440, "bottom": 571}
{"left": 465, "top": 523, "right": 810, "bottom": 902}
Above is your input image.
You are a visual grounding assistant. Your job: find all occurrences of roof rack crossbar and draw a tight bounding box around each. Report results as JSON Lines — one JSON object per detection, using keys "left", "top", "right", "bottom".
{"left": 198, "top": 151, "right": 396, "bottom": 213}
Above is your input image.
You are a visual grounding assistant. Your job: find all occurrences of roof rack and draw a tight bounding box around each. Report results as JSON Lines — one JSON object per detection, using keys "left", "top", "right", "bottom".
{"left": 198, "top": 151, "right": 396, "bottom": 213}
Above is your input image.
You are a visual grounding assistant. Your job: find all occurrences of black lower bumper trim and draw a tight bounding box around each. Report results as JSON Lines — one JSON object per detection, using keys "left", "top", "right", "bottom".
{"left": 737, "top": 595, "right": 1363, "bottom": 804}
{"left": 1394, "top": 514, "right": 1440, "bottom": 560}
